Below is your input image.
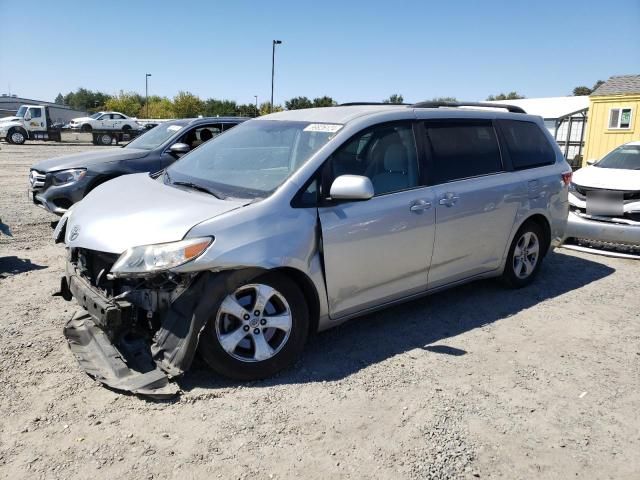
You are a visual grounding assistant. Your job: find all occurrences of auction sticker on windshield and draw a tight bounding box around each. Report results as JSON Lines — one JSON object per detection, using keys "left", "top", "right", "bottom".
{"left": 303, "top": 123, "right": 343, "bottom": 133}
{"left": 167, "top": 125, "right": 183, "bottom": 132}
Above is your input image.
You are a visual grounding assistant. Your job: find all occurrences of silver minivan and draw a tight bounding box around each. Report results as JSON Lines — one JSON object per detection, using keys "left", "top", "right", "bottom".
{"left": 56, "top": 102, "right": 571, "bottom": 397}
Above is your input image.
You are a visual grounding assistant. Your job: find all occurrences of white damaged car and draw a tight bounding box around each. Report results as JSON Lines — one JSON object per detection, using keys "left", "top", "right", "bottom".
{"left": 564, "top": 141, "right": 640, "bottom": 258}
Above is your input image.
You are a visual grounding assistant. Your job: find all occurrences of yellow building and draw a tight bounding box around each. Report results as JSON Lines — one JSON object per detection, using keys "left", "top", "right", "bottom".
{"left": 583, "top": 74, "right": 640, "bottom": 165}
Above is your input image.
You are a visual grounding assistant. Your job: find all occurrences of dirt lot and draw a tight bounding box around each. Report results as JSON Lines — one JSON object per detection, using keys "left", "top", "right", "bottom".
{"left": 0, "top": 142, "right": 638, "bottom": 479}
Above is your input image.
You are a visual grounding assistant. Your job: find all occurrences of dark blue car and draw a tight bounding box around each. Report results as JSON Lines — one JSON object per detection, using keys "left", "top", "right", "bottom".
{"left": 28, "top": 117, "right": 247, "bottom": 215}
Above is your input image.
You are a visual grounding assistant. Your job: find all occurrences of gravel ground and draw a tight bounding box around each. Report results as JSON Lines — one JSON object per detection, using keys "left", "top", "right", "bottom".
{"left": 1, "top": 142, "right": 639, "bottom": 479}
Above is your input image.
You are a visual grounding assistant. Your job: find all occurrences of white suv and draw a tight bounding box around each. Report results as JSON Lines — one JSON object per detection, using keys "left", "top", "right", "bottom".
{"left": 69, "top": 111, "right": 140, "bottom": 132}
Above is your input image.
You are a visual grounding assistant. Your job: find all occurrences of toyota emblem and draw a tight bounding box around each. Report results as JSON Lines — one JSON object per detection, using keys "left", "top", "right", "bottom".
{"left": 69, "top": 225, "right": 81, "bottom": 241}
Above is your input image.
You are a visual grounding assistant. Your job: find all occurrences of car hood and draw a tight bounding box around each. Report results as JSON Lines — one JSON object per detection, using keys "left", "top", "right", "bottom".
{"left": 31, "top": 148, "right": 150, "bottom": 172}
{"left": 573, "top": 165, "right": 640, "bottom": 191}
{"left": 65, "top": 173, "right": 249, "bottom": 253}
{"left": 0, "top": 116, "right": 20, "bottom": 124}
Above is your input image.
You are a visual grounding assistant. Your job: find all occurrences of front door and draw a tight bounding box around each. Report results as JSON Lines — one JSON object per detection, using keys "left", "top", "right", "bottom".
{"left": 318, "top": 121, "right": 436, "bottom": 319}
{"left": 25, "top": 107, "right": 45, "bottom": 133}
{"left": 421, "top": 120, "right": 520, "bottom": 288}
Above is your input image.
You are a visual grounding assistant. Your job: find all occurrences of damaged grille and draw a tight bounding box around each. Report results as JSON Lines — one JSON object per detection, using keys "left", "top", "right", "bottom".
{"left": 573, "top": 185, "right": 640, "bottom": 202}
{"left": 74, "top": 248, "right": 120, "bottom": 291}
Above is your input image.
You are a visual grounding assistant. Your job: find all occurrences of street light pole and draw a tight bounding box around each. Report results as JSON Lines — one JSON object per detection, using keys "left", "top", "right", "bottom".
{"left": 145, "top": 73, "right": 152, "bottom": 118}
{"left": 270, "top": 40, "right": 282, "bottom": 113}
{"left": 254, "top": 95, "right": 258, "bottom": 116}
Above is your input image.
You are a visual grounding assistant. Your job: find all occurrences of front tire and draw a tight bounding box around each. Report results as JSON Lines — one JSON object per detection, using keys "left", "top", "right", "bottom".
{"left": 501, "top": 221, "right": 544, "bottom": 288}
{"left": 199, "top": 272, "right": 309, "bottom": 381}
{"left": 8, "top": 128, "right": 26, "bottom": 145}
{"left": 81, "top": 124, "right": 92, "bottom": 132}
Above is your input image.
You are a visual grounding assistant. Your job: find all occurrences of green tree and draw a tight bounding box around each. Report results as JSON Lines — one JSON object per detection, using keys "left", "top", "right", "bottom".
{"left": 204, "top": 98, "right": 239, "bottom": 116}
{"left": 312, "top": 96, "right": 337, "bottom": 107}
{"left": 54, "top": 93, "right": 64, "bottom": 105}
{"left": 572, "top": 86, "right": 592, "bottom": 96}
{"left": 572, "top": 80, "right": 605, "bottom": 96}
{"left": 382, "top": 94, "right": 404, "bottom": 104}
{"left": 285, "top": 96, "right": 314, "bottom": 110}
{"left": 236, "top": 103, "right": 259, "bottom": 117}
{"left": 63, "top": 88, "right": 111, "bottom": 111}
{"left": 140, "top": 96, "right": 174, "bottom": 118}
{"left": 259, "top": 102, "right": 283, "bottom": 116}
{"left": 486, "top": 91, "right": 525, "bottom": 101}
{"left": 172, "top": 91, "right": 204, "bottom": 118}
{"left": 105, "top": 91, "right": 144, "bottom": 117}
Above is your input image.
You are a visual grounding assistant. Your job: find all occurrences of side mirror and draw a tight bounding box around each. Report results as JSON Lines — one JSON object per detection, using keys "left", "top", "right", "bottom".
{"left": 586, "top": 158, "right": 597, "bottom": 166}
{"left": 169, "top": 143, "right": 190, "bottom": 155}
{"left": 330, "top": 175, "right": 374, "bottom": 201}
{"left": 24, "top": 113, "right": 32, "bottom": 121}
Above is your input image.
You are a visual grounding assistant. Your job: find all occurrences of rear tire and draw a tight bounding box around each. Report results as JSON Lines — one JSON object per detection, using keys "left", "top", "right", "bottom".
{"left": 98, "top": 133, "right": 112, "bottom": 145}
{"left": 501, "top": 221, "right": 545, "bottom": 288}
{"left": 199, "top": 272, "right": 309, "bottom": 381}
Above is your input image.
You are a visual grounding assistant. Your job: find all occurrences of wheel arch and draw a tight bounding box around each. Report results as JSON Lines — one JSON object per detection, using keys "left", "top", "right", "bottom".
{"left": 271, "top": 266, "right": 320, "bottom": 336}
{"left": 501, "top": 211, "right": 553, "bottom": 274}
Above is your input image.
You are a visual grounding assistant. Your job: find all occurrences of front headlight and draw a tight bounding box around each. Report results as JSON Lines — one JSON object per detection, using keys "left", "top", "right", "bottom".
{"left": 110, "top": 237, "right": 213, "bottom": 277}
{"left": 51, "top": 168, "right": 87, "bottom": 186}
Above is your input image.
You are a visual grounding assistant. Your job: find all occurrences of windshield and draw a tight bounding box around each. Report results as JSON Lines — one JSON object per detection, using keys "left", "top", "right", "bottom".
{"left": 16, "top": 106, "right": 27, "bottom": 118}
{"left": 166, "top": 120, "right": 342, "bottom": 198}
{"left": 126, "top": 122, "right": 185, "bottom": 151}
{"left": 596, "top": 145, "right": 640, "bottom": 170}
{"left": 89, "top": 112, "right": 102, "bottom": 119}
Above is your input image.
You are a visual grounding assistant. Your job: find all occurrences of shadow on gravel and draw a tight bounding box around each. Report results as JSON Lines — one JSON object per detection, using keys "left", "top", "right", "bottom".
{"left": 180, "top": 250, "right": 615, "bottom": 392}
{"left": 0, "top": 256, "right": 47, "bottom": 279}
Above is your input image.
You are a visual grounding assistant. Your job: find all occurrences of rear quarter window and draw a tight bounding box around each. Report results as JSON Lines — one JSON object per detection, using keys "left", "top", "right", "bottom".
{"left": 499, "top": 120, "right": 555, "bottom": 170}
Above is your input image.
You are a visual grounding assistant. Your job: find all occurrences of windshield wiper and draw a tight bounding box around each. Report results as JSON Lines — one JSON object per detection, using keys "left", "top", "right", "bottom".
{"left": 171, "top": 181, "right": 226, "bottom": 199}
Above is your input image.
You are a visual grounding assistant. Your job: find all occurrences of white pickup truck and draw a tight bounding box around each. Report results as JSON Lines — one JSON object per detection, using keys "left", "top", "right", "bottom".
{"left": 69, "top": 111, "right": 141, "bottom": 133}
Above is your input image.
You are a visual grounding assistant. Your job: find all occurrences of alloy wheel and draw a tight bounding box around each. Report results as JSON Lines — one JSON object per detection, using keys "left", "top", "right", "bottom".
{"left": 512, "top": 231, "right": 540, "bottom": 279}
{"left": 215, "top": 283, "right": 293, "bottom": 363}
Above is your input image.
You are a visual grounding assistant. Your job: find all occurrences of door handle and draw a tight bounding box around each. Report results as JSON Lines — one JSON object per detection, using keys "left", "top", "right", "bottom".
{"left": 439, "top": 193, "right": 459, "bottom": 207}
{"left": 409, "top": 200, "right": 432, "bottom": 213}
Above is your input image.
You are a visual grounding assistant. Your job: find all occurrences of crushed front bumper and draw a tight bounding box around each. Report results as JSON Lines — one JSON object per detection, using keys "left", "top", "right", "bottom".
{"left": 63, "top": 271, "right": 179, "bottom": 399}
{"left": 563, "top": 211, "right": 640, "bottom": 259}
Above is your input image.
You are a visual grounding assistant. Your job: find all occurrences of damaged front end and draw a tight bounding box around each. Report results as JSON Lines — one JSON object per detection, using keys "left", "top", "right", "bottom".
{"left": 62, "top": 247, "right": 202, "bottom": 399}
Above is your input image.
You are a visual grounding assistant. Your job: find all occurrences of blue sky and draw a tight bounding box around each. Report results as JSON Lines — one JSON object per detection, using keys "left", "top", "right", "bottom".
{"left": 1, "top": 0, "right": 638, "bottom": 105}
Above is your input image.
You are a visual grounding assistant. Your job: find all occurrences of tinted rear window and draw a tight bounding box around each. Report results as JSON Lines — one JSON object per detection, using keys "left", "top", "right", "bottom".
{"left": 424, "top": 121, "right": 502, "bottom": 184}
{"left": 499, "top": 120, "right": 555, "bottom": 170}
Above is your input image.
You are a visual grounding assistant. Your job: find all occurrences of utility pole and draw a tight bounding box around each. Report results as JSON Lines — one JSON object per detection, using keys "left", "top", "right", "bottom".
{"left": 271, "top": 40, "right": 282, "bottom": 113}
{"left": 145, "top": 73, "right": 152, "bottom": 118}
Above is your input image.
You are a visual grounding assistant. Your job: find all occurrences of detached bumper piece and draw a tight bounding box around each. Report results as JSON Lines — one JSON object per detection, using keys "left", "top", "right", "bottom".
{"left": 64, "top": 313, "right": 179, "bottom": 399}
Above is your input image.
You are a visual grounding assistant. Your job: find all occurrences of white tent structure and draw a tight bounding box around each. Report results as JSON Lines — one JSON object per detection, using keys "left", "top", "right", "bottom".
{"left": 493, "top": 96, "right": 589, "bottom": 165}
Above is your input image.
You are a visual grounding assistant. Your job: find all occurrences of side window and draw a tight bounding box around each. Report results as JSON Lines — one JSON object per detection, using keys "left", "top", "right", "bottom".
{"left": 608, "top": 107, "right": 632, "bottom": 130}
{"left": 112, "top": 114, "right": 124, "bottom": 120}
{"left": 424, "top": 121, "right": 502, "bottom": 184}
{"left": 29, "top": 108, "right": 42, "bottom": 118}
{"left": 328, "top": 123, "right": 419, "bottom": 196}
{"left": 98, "top": 114, "right": 108, "bottom": 120}
{"left": 498, "top": 120, "right": 555, "bottom": 170}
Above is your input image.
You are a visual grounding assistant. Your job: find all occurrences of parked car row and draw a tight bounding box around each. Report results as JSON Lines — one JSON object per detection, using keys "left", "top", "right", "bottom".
{"left": 38, "top": 102, "right": 574, "bottom": 397}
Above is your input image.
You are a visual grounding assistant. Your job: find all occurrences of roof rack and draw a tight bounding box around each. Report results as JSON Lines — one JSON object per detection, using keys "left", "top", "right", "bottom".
{"left": 339, "top": 102, "right": 411, "bottom": 106}
{"left": 410, "top": 101, "right": 526, "bottom": 114}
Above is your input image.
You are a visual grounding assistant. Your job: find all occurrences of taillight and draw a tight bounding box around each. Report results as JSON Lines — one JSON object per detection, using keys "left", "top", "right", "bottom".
{"left": 561, "top": 171, "right": 572, "bottom": 186}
